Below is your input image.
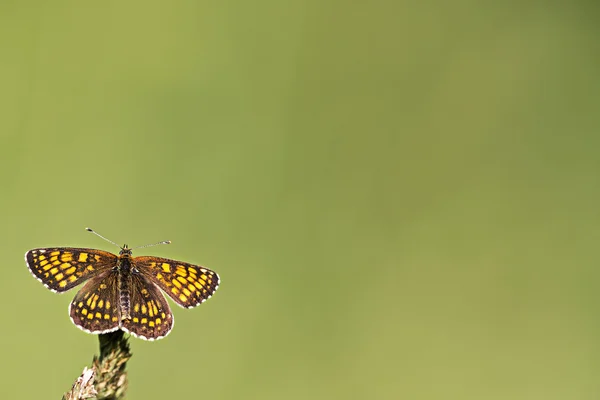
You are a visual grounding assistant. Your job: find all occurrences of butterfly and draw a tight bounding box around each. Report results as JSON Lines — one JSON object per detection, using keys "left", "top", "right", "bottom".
{"left": 25, "top": 228, "right": 220, "bottom": 340}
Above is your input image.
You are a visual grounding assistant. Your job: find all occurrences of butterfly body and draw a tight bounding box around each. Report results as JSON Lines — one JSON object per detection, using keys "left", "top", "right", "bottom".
{"left": 116, "top": 246, "right": 134, "bottom": 320}
{"left": 25, "top": 245, "right": 219, "bottom": 340}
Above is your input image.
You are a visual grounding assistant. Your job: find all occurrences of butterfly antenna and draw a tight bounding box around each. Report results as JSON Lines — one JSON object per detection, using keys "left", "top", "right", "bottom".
{"left": 85, "top": 228, "right": 121, "bottom": 248}
{"left": 132, "top": 240, "right": 172, "bottom": 250}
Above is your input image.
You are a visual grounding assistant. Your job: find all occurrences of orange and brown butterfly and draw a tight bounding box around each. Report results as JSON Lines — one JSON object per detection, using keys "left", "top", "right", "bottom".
{"left": 25, "top": 228, "right": 220, "bottom": 340}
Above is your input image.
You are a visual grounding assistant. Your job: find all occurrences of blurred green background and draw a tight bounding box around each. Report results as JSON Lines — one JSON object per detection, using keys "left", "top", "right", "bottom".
{"left": 1, "top": 1, "right": 600, "bottom": 399}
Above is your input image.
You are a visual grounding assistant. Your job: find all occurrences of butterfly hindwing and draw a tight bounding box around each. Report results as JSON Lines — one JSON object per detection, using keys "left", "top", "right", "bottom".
{"left": 121, "top": 273, "right": 174, "bottom": 340}
{"left": 69, "top": 270, "right": 121, "bottom": 334}
{"left": 133, "top": 256, "right": 220, "bottom": 308}
{"left": 26, "top": 248, "right": 118, "bottom": 292}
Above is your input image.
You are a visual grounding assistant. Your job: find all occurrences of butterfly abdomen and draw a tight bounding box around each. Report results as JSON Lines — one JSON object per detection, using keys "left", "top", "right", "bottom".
{"left": 117, "top": 256, "right": 133, "bottom": 320}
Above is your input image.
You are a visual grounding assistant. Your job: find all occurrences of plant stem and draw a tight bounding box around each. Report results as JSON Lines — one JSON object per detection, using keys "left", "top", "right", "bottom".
{"left": 63, "top": 332, "right": 132, "bottom": 400}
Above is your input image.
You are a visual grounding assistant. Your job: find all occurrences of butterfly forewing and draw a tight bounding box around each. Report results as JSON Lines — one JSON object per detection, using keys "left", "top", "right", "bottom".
{"left": 69, "top": 271, "right": 121, "bottom": 334}
{"left": 26, "top": 248, "right": 118, "bottom": 292}
{"left": 133, "top": 256, "right": 220, "bottom": 308}
{"left": 121, "top": 274, "right": 174, "bottom": 340}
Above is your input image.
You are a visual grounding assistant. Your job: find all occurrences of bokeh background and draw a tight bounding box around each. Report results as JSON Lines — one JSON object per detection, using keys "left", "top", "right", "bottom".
{"left": 1, "top": 1, "right": 600, "bottom": 399}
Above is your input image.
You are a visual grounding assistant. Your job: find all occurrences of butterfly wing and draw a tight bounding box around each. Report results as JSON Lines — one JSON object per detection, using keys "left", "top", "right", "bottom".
{"left": 133, "top": 256, "right": 220, "bottom": 308}
{"left": 69, "top": 270, "right": 121, "bottom": 334}
{"left": 121, "top": 273, "right": 174, "bottom": 340}
{"left": 26, "top": 248, "right": 118, "bottom": 292}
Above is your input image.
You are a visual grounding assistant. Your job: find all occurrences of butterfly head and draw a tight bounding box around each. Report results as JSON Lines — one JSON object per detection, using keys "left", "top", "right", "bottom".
{"left": 119, "top": 245, "right": 133, "bottom": 257}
